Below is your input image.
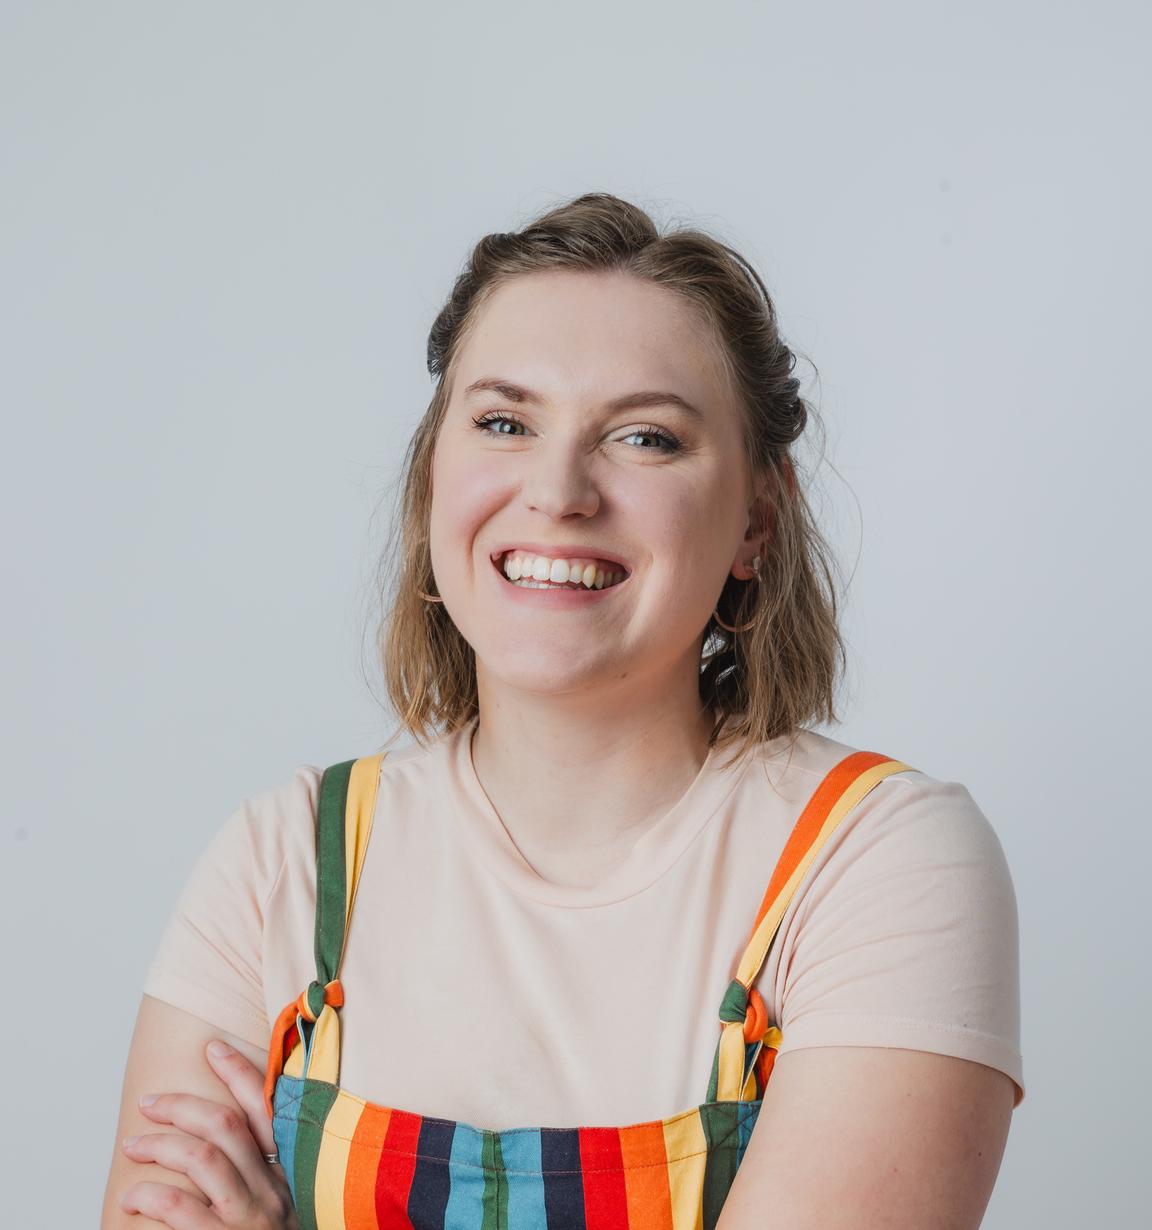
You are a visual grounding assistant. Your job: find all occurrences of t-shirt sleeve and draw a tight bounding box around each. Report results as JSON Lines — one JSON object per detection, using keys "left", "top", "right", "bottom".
{"left": 770, "top": 771, "right": 1025, "bottom": 1107}
{"left": 141, "top": 782, "right": 298, "bottom": 1049}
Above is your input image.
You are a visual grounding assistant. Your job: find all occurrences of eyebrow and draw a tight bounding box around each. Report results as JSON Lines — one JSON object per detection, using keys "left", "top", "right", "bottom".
{"left": 462, "top": 377, "right": 705, "bottom": 422}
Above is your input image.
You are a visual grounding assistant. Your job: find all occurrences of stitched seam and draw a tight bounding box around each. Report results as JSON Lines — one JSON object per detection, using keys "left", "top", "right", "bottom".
{"left": 272, "top": 1081, "right": 757, "bottom": 1134}
{"left": 271, "top": 1115, "right": 757, "bottom": 1173}
{"left": 144, "top": 973, "right": 269, "bottom": 1029}
{"left": 272, "top": 1087, "right": 760, "bottom": 1171}
{"left": 260, "top": 801, "right": 292, "bottom": 919}
{"left": 782, "top": 1011, "right": 1017, "bottom": 1040}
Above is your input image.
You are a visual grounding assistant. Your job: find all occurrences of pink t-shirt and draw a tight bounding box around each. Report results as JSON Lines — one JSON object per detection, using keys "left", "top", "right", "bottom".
{"left": 143, "top": 717, "right": 1024, "bottom": 1128}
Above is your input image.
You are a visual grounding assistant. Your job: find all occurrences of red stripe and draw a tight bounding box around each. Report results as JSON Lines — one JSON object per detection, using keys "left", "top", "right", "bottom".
{"left": 374, "top": 1109, "right": 422, "bottom": 1228}
{"left": 579, "top": 1127, "right": 631, "bottom": 1229}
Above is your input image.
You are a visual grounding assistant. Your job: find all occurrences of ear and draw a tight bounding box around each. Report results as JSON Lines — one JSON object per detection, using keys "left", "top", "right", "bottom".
{"left": 734, "top": 467, "right": 778, "bottom": 578}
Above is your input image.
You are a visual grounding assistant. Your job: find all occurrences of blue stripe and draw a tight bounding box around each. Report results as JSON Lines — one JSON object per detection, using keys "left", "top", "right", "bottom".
{"left": 500, "top": 1129, "right": 548, "bottom": 1229}
{"left": 271, "top": 1075, "right": 305, "bottom": 1206}
{"left": 735, "top": 1102, "right": 760, "bottom": 1166}
{"left": 443, "top": 1121, "right": 488, "bottom": 1229}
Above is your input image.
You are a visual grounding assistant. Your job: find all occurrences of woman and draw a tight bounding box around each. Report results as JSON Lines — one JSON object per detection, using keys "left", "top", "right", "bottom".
{"left": 103, "top": 193, "right": 1023, "bottom": 1229}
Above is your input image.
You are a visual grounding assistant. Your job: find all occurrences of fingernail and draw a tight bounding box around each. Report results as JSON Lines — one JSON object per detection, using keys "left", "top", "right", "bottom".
{"left": 207, "top": 1040, "right": 232, "bottom": 1058}
{"left": 123, "top": 1135, "right": 139, "bottom": 1148}
{"left": 139, "top": 1093, "right": 157, "bottom": 1106}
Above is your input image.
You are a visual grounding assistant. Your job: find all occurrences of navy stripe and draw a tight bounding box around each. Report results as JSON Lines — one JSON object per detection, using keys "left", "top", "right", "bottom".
{"left": 539, "top": 1129, "right": 586, "bottom": 1229}
{"left": 407, "top": 1116, "right": 456, "bottom": 1229}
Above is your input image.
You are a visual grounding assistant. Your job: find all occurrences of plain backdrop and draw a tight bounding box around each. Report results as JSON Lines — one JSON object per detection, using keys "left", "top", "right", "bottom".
{"left": 3, "top": 2, "right": 1148, "bottom": 1225}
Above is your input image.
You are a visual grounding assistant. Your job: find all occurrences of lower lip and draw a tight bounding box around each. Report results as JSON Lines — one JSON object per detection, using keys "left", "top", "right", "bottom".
{"left": 489, "top": 557, "right": 630, "bottom": 608}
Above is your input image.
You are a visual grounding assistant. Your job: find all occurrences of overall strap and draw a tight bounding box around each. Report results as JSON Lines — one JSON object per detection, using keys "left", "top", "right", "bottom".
{"left": 263, "top": 754, "right": 383, "bottom": 1119}
{"left": 707, "top": 750, "right": 916, "bottom": 1104}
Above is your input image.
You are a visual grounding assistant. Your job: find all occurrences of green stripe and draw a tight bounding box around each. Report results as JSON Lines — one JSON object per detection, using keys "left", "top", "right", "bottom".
{"left": 481, "top": 1130, "right": 506, "bottom": 1230}
{"left": 314, "top": 759, "right": 356, "bottom": 984}
{"left": 705, "top": 1034, "right": 722, "bottom": 1103}
{"left": 699, "top": 1102, "right": 744, "bottom": 1230}
{"left": 291, "top": 1081, "right": 340, "bottom": 1230}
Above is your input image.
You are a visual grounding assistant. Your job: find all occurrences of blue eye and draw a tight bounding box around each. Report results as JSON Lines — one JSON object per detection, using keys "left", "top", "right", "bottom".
{"left": 622, "top": 424, "right": 682, "bottom": 451}
{"left": 471, "top": 410, "right": 525, "bottom": 437}
{"left": 470, "top": 411, "right": 682, "bottom": 453}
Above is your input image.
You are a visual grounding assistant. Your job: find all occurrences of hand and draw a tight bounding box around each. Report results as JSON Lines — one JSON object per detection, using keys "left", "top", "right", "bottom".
{"left": 119, "top": 1040, "right": 298, "bottom": 1229}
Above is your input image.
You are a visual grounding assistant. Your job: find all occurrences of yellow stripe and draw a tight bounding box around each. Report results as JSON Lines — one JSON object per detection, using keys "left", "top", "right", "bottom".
{"left": 716, "top": 1022, "right": 749, "bottom": 1103}
{"left": 662, "top": 1110, "right": 708, "bottom": 1230}
{"left": 340, "top": 755, "right": 383, "bottom": 972}
{"left": 305, "top": 1008, "right": 342, "bottom": 1085}
{"left": 284, "top": 1028, "right": 307, "bottom": 1079}
{"left": 313, "top": 1091, "right": 366, "bottom": 1229}
{"left": 735, "top": 760, "right": 913, "bottom": 987}
{"left": 276, "top": 755, "right": 385, "bottom": 1088}
{"left": 716, "top": 759, "right": 914, "bottom": 1101}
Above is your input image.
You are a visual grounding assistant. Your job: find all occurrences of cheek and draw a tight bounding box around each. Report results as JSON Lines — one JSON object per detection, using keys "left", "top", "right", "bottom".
{"left": 428, "top": 453, "right": 507, "bottom": 573}
{"left": 435, "top": 441, "right": 509, "bottom": 509}
{"left": 629, "top": 484, "right": 729, "bottom": 569}
{"left": 647, "top": 501, "right": 743, "bottom": 608}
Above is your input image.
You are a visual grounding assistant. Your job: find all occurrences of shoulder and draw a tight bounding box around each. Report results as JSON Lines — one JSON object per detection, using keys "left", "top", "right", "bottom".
{"left": 242, "top": 738, "right": 444, "bottom": 877}
{"left": 221, "top": 763, "right": 325, "bottom": 878}
{"left": 153, "top": 764, "right": 326, "bottom": 927}
{"left": 745, "top": 728, "right": 1012, "bottom": 884}
{"left": 742, "top": 728, "right": 1020, "bottom": 990}
{"left": 239, "top": 735, "right": 442, "bottom": 848}
{"left": 752, "top": 732, "right": 1024, "bottom": 1106}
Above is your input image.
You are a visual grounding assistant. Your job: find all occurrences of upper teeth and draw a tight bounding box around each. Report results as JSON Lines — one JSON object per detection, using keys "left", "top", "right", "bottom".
{"left": 499, "top": 551, "right": 626, "bottom": 590}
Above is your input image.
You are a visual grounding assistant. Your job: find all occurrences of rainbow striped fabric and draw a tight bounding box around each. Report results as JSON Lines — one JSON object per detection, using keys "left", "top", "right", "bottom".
{"left": 264, "top": 748, "right": 915, "bottom": 1229}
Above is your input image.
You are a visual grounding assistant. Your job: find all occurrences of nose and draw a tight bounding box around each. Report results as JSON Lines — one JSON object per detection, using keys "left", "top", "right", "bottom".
{"left": 520, "top": 442, "right": 602, "bottom": 521}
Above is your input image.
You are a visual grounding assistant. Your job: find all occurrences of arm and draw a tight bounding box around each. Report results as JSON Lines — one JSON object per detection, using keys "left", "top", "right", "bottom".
{"left": 716, "top": 1046, "right": 1015, "bottom": 1230}
{"left": 100, "top": 993, "right": 274, "bottom": 1229}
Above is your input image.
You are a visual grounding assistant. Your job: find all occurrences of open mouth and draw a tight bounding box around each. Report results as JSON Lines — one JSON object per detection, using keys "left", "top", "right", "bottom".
{"left": 490, "top": 552, "right": 630, "bottom": 591}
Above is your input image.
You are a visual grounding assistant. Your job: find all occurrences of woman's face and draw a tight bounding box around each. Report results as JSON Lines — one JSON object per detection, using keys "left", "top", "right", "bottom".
{"left": 428, "top": 269, "right": 766, "bottom": 703}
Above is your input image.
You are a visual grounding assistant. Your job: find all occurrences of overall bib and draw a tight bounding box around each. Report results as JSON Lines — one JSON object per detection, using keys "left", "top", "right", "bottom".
{"left": 264, "top": 748, "right": 915, "bottom": 1229}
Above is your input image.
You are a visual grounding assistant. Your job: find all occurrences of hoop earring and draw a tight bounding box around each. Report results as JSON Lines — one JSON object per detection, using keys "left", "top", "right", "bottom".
{"left": 417, "top": 587, "right": 443, "bottom": 604}
{"left": 711, "top": 555, "right": 762, "bottom": 634}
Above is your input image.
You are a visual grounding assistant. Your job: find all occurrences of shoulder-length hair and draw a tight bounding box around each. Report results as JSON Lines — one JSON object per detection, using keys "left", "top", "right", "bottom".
{"left": 366, "top": 192, "right": 846, "bottom": 774}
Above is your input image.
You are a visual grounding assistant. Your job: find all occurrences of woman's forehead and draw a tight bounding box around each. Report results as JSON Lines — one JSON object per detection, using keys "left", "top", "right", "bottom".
{"left": 456, "top": 274, "right": 731, "bottom": 411}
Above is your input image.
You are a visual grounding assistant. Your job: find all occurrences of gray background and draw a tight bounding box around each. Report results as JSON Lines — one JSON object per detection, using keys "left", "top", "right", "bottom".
{"left": 3, "top": 2, "right": 1147, "bottom": 1225}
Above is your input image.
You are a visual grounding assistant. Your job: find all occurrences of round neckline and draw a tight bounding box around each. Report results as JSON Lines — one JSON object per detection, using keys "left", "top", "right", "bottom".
{"left": 440, "top": 714, "right": 766, "bottom": 908}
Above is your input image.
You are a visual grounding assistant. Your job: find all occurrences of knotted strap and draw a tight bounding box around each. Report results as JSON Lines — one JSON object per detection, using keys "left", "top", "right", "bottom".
{"left": 263, "top": 754, "right": 384, "bottom": 1120}
{"left": 263, "top": 978, "right": 344, "bottom": 1117}
{"left": 707, "top": 977, "right": 784, "bottom": 1103}
{"left": 707, "top": 751, "right": 916, "bottom": 1103}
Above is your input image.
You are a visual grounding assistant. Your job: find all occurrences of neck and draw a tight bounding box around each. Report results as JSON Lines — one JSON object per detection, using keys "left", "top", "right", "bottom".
{"left": 467, "top": 677, "right": 719, "bottom": 887}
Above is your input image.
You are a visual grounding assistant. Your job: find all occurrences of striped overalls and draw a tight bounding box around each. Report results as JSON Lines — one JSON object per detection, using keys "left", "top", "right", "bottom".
{"left": 264, "top": 748, "right": 914, "bottom": 1229}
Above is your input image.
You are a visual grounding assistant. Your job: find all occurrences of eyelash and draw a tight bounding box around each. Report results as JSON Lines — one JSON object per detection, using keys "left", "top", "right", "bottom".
{"left": 470, "top": 410, "right": 683, "bottom": 454}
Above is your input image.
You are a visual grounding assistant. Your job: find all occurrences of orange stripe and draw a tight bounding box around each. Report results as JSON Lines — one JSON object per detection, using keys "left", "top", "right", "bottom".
{"left": 755, "top": 1043, "right": 778, "bottom": 1090}
{"left": 619, "top": 1121, "right": 674, "bottom": 1228}
{"left": 748, "top": 751, "right": 890, "bottom": 935}
{"left": 263, "top": 1001, "right": 301, "bottom": 1120}
{"left": 344, "top": 1102, "right": 392, "bottom": 1226}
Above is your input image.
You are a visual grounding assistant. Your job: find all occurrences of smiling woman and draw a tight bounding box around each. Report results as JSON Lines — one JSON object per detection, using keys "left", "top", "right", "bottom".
{"left": 107, "top": 193, "right": 1022, "bottom": 1230}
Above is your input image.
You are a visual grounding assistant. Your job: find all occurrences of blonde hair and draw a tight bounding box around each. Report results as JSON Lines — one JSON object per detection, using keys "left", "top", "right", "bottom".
{"left": 366, "top": 192, "right": 847, "bottom": 774}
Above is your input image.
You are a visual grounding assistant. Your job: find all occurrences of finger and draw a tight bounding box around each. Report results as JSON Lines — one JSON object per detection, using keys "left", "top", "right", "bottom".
{"left": 123, "top": 1129, "right": 251, "bottom": 1221}
{"left": 119, "top": 1178, "right": 216, "bottom": 1229}
{"left": 136, "top": 1095, "right": 288, "bottom": 1211}
{"left": 204, "top": 1041, "right": 279, "bottom": 1156}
